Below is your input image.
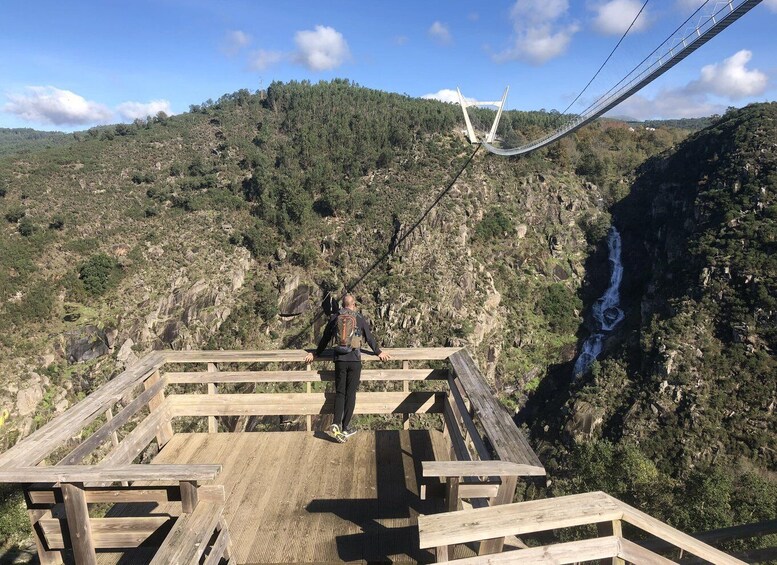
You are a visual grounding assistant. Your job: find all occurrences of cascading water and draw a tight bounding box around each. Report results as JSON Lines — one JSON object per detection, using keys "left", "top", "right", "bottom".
{"left": 573, "top": 227, "right": 624, "bottom": 378}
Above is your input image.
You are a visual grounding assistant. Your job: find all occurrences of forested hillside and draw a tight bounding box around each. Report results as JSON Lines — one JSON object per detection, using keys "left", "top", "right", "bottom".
{"left": 0, "top": 82, "right": 772, "bottom": 555}
{"left": 532, "top": 103, "right": 777, "bottom": 552}
{"left": 0, "top": 128, "right": 73, "bottom": 157}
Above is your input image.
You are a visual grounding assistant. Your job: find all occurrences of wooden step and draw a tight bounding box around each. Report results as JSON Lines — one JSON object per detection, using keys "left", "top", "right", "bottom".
{"left": 149, "top": 502, "right": 230, "bottom": 565}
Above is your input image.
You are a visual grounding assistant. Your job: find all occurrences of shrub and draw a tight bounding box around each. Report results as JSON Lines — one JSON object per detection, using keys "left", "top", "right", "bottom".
{"left": 78, "top": 253, "right": 122, "bottom": 296}
{"left": 475, "top": 209, "right": 514, "bottom": 241}
{"left": 540, "top": 283, "right": 582, "bottom": 334}
{"left": 49, "top": 214, "right": 65, "bottom": 230}
{"left": 17, "top": 217, "right": 35, "bottom": 236}
{"left": 4, "top": 207, "right": 25, "bottom": 223}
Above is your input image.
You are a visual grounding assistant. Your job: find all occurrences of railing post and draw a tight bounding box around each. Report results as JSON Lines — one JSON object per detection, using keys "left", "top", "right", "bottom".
{"left": 61, "top": 482, "right": 96, "bottom": 565}
{"left": 306, "top": 363, "right": 313, "bottom": 432}
{"left": 144, "top": 370, "right": 174, "bottom": 447}
{"left": 402, "top": 360, "right": 410, "bottom": 430}
{"left": 478, "top": 475, "right": 518, "bottom": 555}
{"left": 180, "top": 480, "right": 199, "bottom": 513}
{"left": 207, "top": 363, "right": 218, "bottom": 433}
{"left": 597, "top": 520, "right": 626, "bottom": 565}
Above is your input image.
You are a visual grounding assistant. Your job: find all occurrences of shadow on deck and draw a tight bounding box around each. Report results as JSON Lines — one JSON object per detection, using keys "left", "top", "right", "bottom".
{"left": 105, "top": 430, "right": 451, "bottom": 564}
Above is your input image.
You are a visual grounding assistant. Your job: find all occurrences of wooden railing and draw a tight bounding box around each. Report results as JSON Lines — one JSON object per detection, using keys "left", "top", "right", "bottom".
{"left": 417, "top": 491, "right": 749, "bottom": 564}
{"left": 0, "top": 347, "right": 545, "bottom": 565}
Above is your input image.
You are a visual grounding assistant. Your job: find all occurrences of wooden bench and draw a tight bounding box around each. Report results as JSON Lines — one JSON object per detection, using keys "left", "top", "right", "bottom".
{"left": 417, "top": 491, "right": 748, "bottom": 564}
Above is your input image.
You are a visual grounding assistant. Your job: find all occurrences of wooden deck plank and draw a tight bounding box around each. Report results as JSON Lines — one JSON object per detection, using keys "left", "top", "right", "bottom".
{"left": 96, "top": 430, "right": 448, "bottom": 564}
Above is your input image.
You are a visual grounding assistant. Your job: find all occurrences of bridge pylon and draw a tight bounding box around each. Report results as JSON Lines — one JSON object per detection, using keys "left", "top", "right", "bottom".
{"left": 456, "top": 86, "right": 509, "bottom": 145}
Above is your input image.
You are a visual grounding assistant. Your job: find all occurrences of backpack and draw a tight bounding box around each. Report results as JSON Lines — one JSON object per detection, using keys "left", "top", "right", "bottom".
{"left": 333, "top": 309, "right": 362, "bottom": 354}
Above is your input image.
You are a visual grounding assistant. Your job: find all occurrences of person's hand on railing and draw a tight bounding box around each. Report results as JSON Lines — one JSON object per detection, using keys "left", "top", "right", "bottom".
{"left": 378, "top": 352, "right": 391, "bottom": 361}
{"left": 304, "top": 352, "right": 314, "bottom": 363}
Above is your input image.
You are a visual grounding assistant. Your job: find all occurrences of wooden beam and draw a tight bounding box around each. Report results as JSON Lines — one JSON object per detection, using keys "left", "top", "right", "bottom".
{"left": 423, "top": 461, "right": 546, "bottom": 478}
{"left": 144, "top": 371, "right": 174, "bottom": 447}
{"left": 447, "top": 375, "right": 492, "bottom": 461}
{"left": 479, "top": 474, "right": 518, "bottom": 555}
{"left": 40, "top": 516, "right": 172, "bottom": 550}
{"left": 61, "top": 483, "right": 96, "bottom": 565}
{"left": 164, "top": 368, "right": 449, "bottom": 384}
{"left": 149, "top": 501, "right": 223, "bottom": 565}
{"left": 0, "top": 352, "right": 166, "bottom": 469}
{"left": 161, "top": 347, "right": 462, "bottom": 364}
{"left": 448, "top": 350, "right": 544, "bottom": 469}
{"left": 25, "top": 503, "right": 62, "bottom": 565}
{"left": 442, "top": 396, "right": 471, "bottom": 462}
{"left": 435, "top": 536, "right": 622, "bottom": 564}
{"left": 207, "top": 363, "right": 218, "bottom": 433}
{"left": 418, "top": 492, "right": 623, "bottom": 549}
{"left": 203, "top": 523, "right": 231, "bottom": 565}
{"left": 27, "top": 484, "right": 224, "bottom": 505}
{"left": 0, "top": 464, "right": 221, "bottom": 483}
{"left": 621, "top": 503, "right": 748, "bottom": 564}
{"left": 617, "top": 538, "right": 678, "bottom": 565}
{"left": 58, "top": 377, "right": 167, "bottom": 466}
{"left": 167, "top": 391, "right": 444, "bottom": 417}
{"left": 98, "top": 404, "right": 170, "bottom": 467}
{"left": 180, "top": 480, "right": 198, "bottom": 513}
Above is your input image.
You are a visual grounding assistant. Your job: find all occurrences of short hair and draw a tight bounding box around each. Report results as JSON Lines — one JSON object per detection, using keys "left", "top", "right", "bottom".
{"left": 342, "top": 294, "right": 356, "bottom": 307}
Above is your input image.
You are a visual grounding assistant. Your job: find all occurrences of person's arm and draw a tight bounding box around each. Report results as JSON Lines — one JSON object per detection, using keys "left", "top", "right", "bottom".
{"left": 360, "top": 316, "right": 390, "bottom": 360}
{"left": 306, "top": 317, "right": 336, "bottom": 362}
{"left": 360, "top": 316, "right": 381, "bottom": 355}
{"left": 315, "top": 317, "right": 336, "bottom": 356}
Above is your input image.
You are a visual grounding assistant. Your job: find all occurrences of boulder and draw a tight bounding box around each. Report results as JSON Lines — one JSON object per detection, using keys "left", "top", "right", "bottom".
{"left": 63, "top": 325, "right": 109, "bottom": 363}
{"left": 16, "top": 383, "right": 44, "bottom": 416}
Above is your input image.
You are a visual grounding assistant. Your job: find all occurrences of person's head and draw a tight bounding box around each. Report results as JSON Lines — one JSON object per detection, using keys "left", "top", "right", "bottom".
{"left": 342, "top": 294, "right": 356, "bottom": 309}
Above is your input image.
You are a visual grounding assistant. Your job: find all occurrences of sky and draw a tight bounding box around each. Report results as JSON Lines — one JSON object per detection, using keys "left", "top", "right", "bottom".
{"left": 1, "top": 0, "right": 775, "bottom": 131}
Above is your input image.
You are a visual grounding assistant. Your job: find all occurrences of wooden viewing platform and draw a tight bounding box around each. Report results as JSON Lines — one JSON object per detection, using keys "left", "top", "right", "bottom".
{"left": 0, "top": 347, "right": 752, "bottom": 564}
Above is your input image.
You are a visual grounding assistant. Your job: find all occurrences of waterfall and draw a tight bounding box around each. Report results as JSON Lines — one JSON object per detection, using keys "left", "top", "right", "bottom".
{"left": 573, "top": 227, "right": 624, "bottom": 378}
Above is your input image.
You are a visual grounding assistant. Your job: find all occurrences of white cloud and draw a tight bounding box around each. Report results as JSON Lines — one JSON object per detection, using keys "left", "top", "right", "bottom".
{"left": 613, "top": 89, "right": 722, "bottom": 120}
{"left": 468, "top": 12, "right": 480, "bottom": 21}
{"left": 293, "top": 25, "right": 350, "bottom": 71}
{"left": 248, "top": 49, "right": 285, "bottom": 71}
{"left": 428, "top": 21, "right": 452, "bottom": 45}
{"left": 767, "top": 0, "right": 777, "bottom": 11}
{"left": 496, "top": 0, "right": 579, "bottom": 65}
{"left": 693, "top": 50, "right": 768, "bottom": 98}
{"left": 612, "top": 50, "right": 769, "bottom": 119}
{"left": 4, "top": 86, "right": 112, "bottom": 126}
{"left": 116, "top": 99, "right": 173, "bottom": 121}
{"left": 592, "top": 0, "right": 651, "bottom": 35}
{"left": 422, "top": 89, "right": 472, "bottom": 105}
{"left": 222, "top": 30, "right": 251, "bottom": 56}
{"left": 394, "top": 35, "right": 409, "bottom": 46}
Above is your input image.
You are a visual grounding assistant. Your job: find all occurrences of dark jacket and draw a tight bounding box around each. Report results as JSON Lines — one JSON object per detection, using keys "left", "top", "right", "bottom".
{"left": 315, "top": 308, "right": 382, "bottom": 362}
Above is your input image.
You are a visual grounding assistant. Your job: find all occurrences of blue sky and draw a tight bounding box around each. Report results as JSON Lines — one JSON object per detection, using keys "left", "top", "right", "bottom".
{"left": 1, "top": 0, "right": 775, "bottom": 131}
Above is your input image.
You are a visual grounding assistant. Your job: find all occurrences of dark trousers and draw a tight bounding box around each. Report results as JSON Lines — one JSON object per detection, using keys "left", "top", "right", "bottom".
{"left": 334, "top": 361, "right": 361, "bottom": 429}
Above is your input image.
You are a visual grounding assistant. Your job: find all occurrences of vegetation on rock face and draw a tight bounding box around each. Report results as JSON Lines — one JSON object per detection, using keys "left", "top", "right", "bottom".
{"left": 532, "top": 103, "right": 777, "bottom": 548}
{"left": 0, "top": 82, "right": 772, "bottom": 553}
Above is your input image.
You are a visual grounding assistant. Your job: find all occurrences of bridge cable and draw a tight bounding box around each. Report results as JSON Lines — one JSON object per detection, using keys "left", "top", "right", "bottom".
{"left": 575, "top": 0, "right": 712, "bottom": 119}
{"left": 344, "top": 144, "right": 481, "bottom": 294}
{"left": 289, "top": 144, "right": 481, "bottom": 347}
{"left": 561, "top": 0, "right": 650, "bottom": 116}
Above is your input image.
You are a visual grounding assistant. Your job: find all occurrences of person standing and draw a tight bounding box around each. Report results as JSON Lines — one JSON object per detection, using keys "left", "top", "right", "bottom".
{"left": 305, "top": 294, "right": 390, "bottom": 442}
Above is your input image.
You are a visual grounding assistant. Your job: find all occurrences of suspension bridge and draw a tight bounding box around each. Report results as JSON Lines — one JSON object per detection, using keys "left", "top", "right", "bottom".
{"left": 459, "top": 0, "right": 765, "bottom": 156}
